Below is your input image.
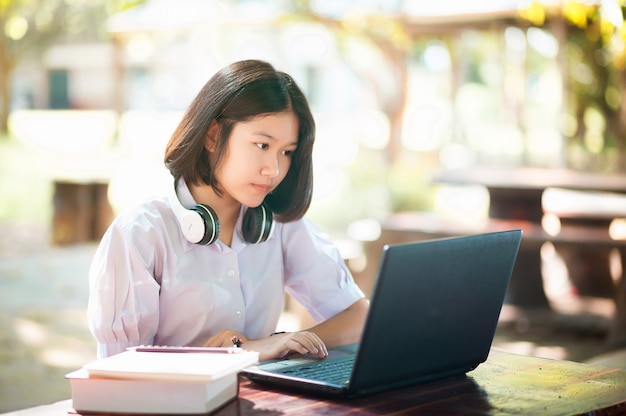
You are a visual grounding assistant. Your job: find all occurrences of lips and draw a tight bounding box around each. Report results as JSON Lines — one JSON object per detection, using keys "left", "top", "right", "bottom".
{"left": 252, "top": 184, "right": 273, "bottom": 195}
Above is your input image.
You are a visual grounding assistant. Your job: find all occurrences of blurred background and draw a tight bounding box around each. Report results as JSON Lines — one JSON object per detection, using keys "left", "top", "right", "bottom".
{"left": 2, "top": 0, "right": 626, "bottom": 412}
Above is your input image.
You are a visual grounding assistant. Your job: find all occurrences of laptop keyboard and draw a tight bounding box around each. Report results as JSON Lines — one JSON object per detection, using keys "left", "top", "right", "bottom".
{"left": 277, "top": 355, "right": 355, "bottom": 384}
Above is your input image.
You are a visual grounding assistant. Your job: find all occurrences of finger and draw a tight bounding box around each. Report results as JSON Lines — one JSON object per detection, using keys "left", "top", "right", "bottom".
{"left": 287, "top": 338, "right": 312, "bottom": 356}
{"left": 299, "top": 332, "right": 327, "bottom": 357}
{"left": 310, "top": 333, "right": 328, "bottom": 356}
{"left": 292, "top": 332, "right": 327, "bottom": 357}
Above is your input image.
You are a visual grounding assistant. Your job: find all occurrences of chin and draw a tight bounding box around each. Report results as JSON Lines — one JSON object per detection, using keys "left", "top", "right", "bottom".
{"left": 240, "top": 197, "right": 265, "bottom": 208}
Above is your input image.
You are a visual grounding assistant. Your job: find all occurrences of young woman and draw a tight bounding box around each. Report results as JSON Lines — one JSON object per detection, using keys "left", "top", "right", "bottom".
{"left": 88, "top": 60, "right": 369, "bottom": 360}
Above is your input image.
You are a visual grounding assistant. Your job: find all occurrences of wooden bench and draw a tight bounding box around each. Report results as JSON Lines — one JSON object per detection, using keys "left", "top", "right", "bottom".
{"left": 52, "top": 179, "right": 114, "bottom": 245}
{"left": 47, "top": 138, "right": 118, "bottom": 246}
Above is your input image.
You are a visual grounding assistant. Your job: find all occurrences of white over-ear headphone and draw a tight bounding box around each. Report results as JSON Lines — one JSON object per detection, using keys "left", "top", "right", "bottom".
{"left": 170, "top": 181, "right": 273, "bottom": 245}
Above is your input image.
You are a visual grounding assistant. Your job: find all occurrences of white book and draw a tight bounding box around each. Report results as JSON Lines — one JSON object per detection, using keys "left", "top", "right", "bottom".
{"left": 66, "top": 348, "right": 259, "bottom": 414}
{"left": 82, "top": 348, "right": 259, "bottom": 382}
{"left": 66, "top": 368, "right": 238, "bottom": 414}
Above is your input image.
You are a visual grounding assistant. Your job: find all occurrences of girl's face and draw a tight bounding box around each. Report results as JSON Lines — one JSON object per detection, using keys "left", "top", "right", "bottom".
{"left": 213, "top": 111, "right": 299, "bottom": 208}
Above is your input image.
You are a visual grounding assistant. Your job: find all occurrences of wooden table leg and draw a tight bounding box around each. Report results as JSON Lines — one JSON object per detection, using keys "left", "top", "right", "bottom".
{"left": 505, "top": 242, "right": 550, "bottom": 308}
{"left": 555, "top": 218, "right": 616, "bottom": 299}
{"left": 609, "top": 248, "right": 626, "bottom": 348}
{"left": 488, "top": 188, "right": 549, "bottom": 308}
{"left": 554, "top": 245, "right": 615, "bottom": 298}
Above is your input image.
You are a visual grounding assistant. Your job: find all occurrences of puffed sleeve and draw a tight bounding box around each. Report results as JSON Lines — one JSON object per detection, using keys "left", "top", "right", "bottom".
{"left": 281, "top": 218, "right": 365, "bottom": 322}
{"left": 87, "top": 206, "right": 163, "bottom": 358}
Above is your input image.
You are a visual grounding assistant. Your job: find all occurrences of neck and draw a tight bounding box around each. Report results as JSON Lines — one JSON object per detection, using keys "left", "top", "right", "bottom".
{"left": 188, "top": 183, "right": 241, "bottom": 230}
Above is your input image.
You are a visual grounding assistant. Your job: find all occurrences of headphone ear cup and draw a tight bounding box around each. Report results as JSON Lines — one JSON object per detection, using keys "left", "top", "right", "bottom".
{"left": 242, "top": 203, "right": 273, "bottom": 244}
{"left": 190, "top": 204, "right": 220, "bottom": 245}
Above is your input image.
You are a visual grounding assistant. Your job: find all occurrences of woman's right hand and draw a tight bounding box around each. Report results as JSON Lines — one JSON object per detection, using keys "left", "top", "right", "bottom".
{"left": 240, "top": 331, "right": 329, "bottom": 361}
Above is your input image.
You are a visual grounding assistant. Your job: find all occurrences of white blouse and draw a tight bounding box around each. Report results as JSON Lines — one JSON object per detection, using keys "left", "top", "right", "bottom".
{"left": 87, "top": 181, "right": 364, "bottom": 358}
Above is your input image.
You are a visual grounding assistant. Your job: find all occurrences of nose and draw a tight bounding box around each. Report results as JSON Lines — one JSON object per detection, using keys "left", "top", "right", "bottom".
{"left": 261, "top": 153, "right": 281, "bottom": 178}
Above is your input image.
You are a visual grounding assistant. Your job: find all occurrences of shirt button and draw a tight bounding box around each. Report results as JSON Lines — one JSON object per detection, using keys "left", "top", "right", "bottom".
{"left": 235, "top": 310, "right": 242, "bottom": 319}
{"left": 227, "top": 269, "right": 235, "bottom": 277}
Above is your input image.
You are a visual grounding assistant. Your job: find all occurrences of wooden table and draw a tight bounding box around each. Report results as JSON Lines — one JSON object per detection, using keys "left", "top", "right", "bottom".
{"left": 434, "top": 168, "right": 626, "bottom": 334}
{"left": 11, "top": 350, "right": 626, "bottom": 415}
{"left": 435, "top": 167, "right": 626, "bottom": 222}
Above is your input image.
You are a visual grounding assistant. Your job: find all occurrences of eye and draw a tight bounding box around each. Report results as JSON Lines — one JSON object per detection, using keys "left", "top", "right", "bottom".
{"left": 256, "top": 143, "right": 269, "bottom": 150}
{"left": 283, "top": 149, "right": 295, "bottom": 157}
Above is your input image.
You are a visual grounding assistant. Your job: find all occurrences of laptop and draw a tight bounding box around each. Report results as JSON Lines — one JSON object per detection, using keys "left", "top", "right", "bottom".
{"left": 241, "top": 229, "right": 522, "bottom": 398}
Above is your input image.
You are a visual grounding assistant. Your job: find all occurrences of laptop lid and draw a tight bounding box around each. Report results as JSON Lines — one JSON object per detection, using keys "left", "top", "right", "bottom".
{"left": 242, "top": 230, "right": 522, "bottom": 397}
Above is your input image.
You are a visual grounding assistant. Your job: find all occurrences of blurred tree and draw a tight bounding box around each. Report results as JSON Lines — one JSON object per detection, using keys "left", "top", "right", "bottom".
{"left": 292, "top": 0, "right": 411, "bottom": 165}
{"left": 288, "top": 1, "right": 429, "bottom": 215}
{"left": 293, "top": 0, "right": 626, "bottom": 172}
{"left": 521, "top": 0, "right": 626, "bottom": 171}
{"left": 0, "top": 0, "right": 144, "bottom": 136}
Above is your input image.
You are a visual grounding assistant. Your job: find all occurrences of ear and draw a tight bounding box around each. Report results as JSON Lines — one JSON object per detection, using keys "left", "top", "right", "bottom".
{"left": 205, "top": 121, "right": 220, "bottom": 152}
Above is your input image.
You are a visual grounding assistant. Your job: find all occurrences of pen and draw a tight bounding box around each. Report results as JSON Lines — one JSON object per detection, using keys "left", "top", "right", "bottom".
{"left": 127, "top": 346, "right": 244, "bottom": 354}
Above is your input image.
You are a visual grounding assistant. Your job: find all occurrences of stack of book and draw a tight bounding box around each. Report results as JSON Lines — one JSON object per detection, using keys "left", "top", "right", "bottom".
{"left": 66, "top": 346, "right": 259, "bottom": 414}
